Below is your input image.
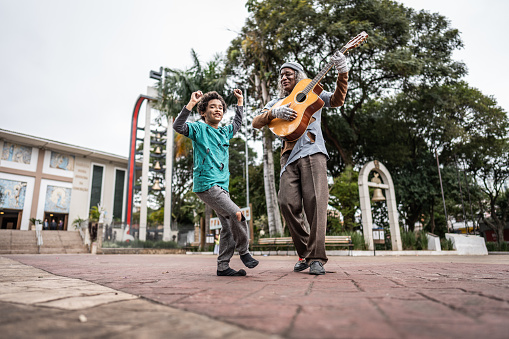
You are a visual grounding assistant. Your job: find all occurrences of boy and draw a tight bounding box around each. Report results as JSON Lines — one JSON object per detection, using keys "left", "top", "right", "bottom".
{"left": 173, "top": 89, "right": 259, "bottom": 276}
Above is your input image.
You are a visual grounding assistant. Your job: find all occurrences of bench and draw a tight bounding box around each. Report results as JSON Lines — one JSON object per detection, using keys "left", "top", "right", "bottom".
{"left": 183, "top": 242, "right": 201, "bottom": 252}
{"left": 254, "top": 237, "right": 294, "bottom": 255}
{"left": 252, "top": 235, "right": 353, "bottom": 255}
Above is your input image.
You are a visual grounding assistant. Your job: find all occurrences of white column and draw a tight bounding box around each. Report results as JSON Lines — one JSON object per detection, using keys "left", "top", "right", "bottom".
{"left": 358, "top": 172, "right": 374, "bottom": 251}
{"left": 139, "top": 99, "right": 151, "bottom": 241}
{"left": 385, "top": 177, "right": 402, "bottom": 251}
{"left": 163, "top": 118, "right": 174, "bottom": 241}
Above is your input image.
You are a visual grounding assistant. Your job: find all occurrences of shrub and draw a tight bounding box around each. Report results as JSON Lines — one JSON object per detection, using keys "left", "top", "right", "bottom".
{"left": 486, "top": 241, "right": 509, "bottom": 252}
{"left": 440, "top": 237, "right": 454, "bottom": 251}
{"left": 417, "top": 230, "right": 428, "bottom": 250}
{"left": 346, "top": 231, "right": 366, "bottom": 250}
{"left": 401, "top": 229, "right": 417, "bottom": 250}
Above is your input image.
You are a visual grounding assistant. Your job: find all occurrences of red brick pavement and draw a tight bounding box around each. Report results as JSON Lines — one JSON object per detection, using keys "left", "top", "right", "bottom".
{"left": 7, "top": 254, "right": 509, "bottom": 339}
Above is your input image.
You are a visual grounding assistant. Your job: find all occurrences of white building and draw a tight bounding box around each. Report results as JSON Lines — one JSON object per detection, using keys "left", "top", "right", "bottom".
{"left": 0, "top": 129, "right": 128, "bottom": 231}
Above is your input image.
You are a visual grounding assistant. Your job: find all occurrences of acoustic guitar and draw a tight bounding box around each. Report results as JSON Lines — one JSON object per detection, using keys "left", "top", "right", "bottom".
{"left": 268, "top": 31, "right": 368, "bottom": 142}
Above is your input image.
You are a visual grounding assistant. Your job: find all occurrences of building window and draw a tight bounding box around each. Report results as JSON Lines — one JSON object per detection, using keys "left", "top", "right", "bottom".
{"left": 89, "top": 165, "right": 104, "bottom": 210}
{"left": 113, "top": 169, "right": 125, "bottom": 221}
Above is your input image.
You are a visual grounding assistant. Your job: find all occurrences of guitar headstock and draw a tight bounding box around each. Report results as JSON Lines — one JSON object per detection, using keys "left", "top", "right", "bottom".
{"left": 337, "top": 31, "right": 368, "bottom": 55}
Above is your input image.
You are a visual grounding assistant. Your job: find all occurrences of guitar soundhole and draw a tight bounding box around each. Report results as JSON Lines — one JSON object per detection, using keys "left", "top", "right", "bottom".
{"left": 296, "top": 92, "right": 307, "bottom": 103}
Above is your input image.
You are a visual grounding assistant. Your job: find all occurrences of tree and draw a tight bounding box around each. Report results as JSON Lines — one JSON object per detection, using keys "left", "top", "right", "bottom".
{"left": 470, "top": 148, "right": 509, "bottom": 246}
{"left": 230, "top": 0, "right": 464, "bottom": 170}
{"left": 455, "top": 89, "right": 509, "bottom": 246}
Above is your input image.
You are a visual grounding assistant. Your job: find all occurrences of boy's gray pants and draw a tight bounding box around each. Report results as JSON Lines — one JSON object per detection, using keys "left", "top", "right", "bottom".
{"left": 196, "top": 185, "right": 250, "bottom": 271}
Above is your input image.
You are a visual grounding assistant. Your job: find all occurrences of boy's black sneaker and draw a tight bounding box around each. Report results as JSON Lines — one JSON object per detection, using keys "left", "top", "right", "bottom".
{"left": 294, "top": 258, "right": 309, "bottom": 272}
{"left": 309, "top": 261, "right": 325, "bottom": 275}
{"left": 217, "top": 268, "right": 247, "bottom": 276}
{"left": 240, "top": 253, "right": 259, "bottom": 269}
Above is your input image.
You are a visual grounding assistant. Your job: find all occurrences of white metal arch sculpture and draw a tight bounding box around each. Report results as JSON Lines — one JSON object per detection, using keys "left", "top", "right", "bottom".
{"left": 358, "top": 160, "right": 402, "bottom": 251}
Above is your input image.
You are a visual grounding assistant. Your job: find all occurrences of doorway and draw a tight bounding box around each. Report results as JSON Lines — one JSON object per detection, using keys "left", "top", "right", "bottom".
{"left": 0, "top": 209, "right": 22, "bottom": 229}
{"left": 44, "top": 213, "right": 68, "bottom": 231}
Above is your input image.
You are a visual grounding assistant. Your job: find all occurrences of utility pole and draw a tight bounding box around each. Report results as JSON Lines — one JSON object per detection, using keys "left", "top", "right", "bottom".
{"left": 454, "top": 155, "right": 468, "bottom": 233}
{"left": 436, "top": 149, "right": 450, "bottom": 233}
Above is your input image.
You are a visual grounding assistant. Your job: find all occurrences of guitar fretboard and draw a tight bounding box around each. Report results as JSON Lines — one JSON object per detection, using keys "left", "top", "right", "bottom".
{"left": 302, "top": 46, "right": 348, "bottom": 95}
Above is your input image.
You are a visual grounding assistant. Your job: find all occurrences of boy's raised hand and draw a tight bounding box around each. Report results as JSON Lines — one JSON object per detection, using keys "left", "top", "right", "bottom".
{"left": 233, "top": 88, "right": 243, "bottom": 106}
{"left": 186, "top": 91, "right": 203, "bottom": 110}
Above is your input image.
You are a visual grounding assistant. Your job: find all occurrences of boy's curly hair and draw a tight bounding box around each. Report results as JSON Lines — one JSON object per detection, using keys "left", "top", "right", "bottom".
{"left": 197, "top": 91, "right": 227, "bottom": 120}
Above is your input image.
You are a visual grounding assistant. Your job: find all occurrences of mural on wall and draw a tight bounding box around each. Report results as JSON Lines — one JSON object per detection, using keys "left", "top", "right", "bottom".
{"left": 50, "top": 151, "right": 75, "bottom": 171}
{"left": 45, "top": 185, "right": 72, "bottom": 213}
{"left": 1, "top": 142, "right": 32, "bottom": 164}
{"left": 0, "top": 179, "right": 27, "bottom": 209}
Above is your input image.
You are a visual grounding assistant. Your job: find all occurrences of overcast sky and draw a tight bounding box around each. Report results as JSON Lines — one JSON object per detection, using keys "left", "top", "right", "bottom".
{"left": 1, "top": 0, "right": 507, "bottom": 158}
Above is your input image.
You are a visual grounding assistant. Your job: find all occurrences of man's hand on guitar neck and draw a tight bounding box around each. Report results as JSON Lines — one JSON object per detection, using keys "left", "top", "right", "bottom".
{"left": 271, "top": 103, "right": 297, "bottom": 121}
{"left": 331, "top": 53, "right": 349, "bottom": 74}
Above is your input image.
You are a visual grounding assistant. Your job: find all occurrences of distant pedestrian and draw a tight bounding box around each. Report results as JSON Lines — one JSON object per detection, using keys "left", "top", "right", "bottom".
{"left": 58, "top": 219, "right": 63, "bottom": 230}
{"left": 50, "top": 219, "right": 57, "bottom": 231}
{"left": 213, "top": 234, "right": 220, "bottom": 255}
{"left": 43, "top": 218, "right": 49, "bottom": 230}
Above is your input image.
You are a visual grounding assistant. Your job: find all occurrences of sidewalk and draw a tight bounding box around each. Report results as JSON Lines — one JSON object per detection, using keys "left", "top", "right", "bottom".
{"left": 2, "top": 254, "right": 509, "bottom": 339}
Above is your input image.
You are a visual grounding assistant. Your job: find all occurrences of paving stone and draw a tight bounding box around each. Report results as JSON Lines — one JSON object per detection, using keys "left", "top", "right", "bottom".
{"left": 2, "top": 254, "right": 509, "bottom": 338}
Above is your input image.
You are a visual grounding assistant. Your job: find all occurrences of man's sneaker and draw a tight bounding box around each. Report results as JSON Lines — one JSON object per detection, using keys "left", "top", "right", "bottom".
{"left": 309, "top": 261, "right": 325, "bottom": 275}
{"left": 294, "top": 258, "right": 309, "bottom": 272}
{"left": 240, "top": 253, "right": 259, "bottom": 269}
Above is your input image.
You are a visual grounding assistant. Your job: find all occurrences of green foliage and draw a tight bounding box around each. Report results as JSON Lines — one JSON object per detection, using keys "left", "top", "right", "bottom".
{"left": 327, "top": 215, "right": 343, "bottom": 235}
{"left": 228, "top": 136, "right": 259, "bottom": 208}
{"left": 29, "top": 218, "right": 42, "bottom": 226}
{"left": 401, "top": 228, "right": 417, "bottom": 250}
{"left": 359, "top": 81, "right": 506, "bottom": 233}
{"left": 253, "top": 214, "right": 269, "bottom": 237}
{"left": 232, "top": 0, "right": 466, "bottom": 170}
{"left": 89, "top": 205, "right": 100, "bottom": 222}
{"left": 486, "top": 241, "right": 508, "bottom": 252}
{"left": 154, "top": 50, "right": 229, "bottom": 118}
{"left": 244, "top": 163, "right": 269, "bottom": 226}
{"left": 72, "top": 216, "right": 86, "bottom": 230}
{"left": 417, "top": 230, "right": 428, "bottom": 250}
{"left": 440, "top": 237, "right": 454, "bottom": 251}
{"left": 329, "top": 166, "right": 359, "bottom": 232}
{"left": 349, "top": 231, "right": 367, "bottom": 250}
{"left": 148, "top": 209, "right": 164, "bottom": 225}
{"left": 401, "top": 228, "right": 432, "bottom": 250}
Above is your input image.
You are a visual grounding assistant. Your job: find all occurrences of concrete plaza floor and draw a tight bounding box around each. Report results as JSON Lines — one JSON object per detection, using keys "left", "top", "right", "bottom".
{"left": 1, "top": 254, "right": 509, "bottom": 339}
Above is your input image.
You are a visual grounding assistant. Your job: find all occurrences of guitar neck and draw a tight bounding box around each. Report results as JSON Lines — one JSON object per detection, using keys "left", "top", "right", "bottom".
{"left": 303, "top": 46, "right": 348, "bottom": 95}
